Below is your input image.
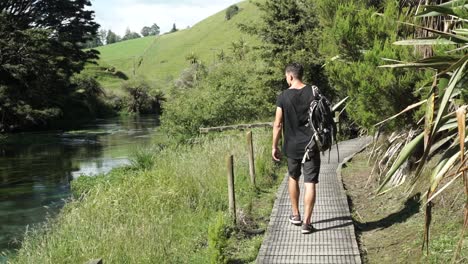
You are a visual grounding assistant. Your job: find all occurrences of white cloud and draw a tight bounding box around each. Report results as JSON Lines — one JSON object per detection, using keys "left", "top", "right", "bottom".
{"left": 92, "top": 0, "right": 241, "bottom": 36}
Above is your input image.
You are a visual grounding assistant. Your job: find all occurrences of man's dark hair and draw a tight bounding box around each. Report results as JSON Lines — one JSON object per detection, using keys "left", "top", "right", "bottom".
{"left": 285, "top": 62, "right": 304, "bottom": 81}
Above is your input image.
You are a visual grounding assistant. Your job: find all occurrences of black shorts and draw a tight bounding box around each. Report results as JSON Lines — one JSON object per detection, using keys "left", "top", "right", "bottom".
{"left": 287, "top": 150, "right": 321, "bottom": 183}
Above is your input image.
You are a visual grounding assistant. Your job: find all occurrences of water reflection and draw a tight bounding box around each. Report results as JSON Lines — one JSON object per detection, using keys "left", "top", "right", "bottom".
{"left": 0, "top": 116, "right": 158, "bottom": 256}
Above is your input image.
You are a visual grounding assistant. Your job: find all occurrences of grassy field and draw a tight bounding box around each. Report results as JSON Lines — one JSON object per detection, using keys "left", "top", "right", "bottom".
{"left": 341, "top": 147, "right": 467, "bottom": 263}
{"left": 10, "top": 128, "right": 284, "bottom": 263}
{"left": 86, "top": 0, "right": 261, "bottom": 92}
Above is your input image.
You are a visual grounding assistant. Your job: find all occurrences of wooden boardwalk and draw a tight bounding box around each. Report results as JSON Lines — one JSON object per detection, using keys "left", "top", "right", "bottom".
{"left": 257, "top": 137, "right": 372, "bottom": 264}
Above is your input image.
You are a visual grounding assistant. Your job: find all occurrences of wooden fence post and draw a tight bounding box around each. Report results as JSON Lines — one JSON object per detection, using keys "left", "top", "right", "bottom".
{"left": 246, "top": 131, "right": 256, "bottom": 186}
{"left": 227, "top": 155, "right": 236, "bottom": 224}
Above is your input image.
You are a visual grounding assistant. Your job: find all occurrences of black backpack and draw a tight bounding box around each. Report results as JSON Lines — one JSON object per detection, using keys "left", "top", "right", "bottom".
{"left": 302, "top": 85, "right": 339, "bottom": 163}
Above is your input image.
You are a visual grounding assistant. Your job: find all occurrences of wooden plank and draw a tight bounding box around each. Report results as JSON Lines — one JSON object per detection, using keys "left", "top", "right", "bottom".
{"left": 85, "top": 259, "right": 102, "bottom": 264}
{"left": 199, "top": 122, "right": 273, "bottom": 133}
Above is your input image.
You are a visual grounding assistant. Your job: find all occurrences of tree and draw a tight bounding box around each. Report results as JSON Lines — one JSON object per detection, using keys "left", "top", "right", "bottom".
{"left": 316, "top": 0, "right": 428, "bottom": 129}
{"left": 150, "top": 23, "right": 160, "bottom": 36}
{"left": 99, "top": 29, "right": 108, "bottom": 45}
{"left": 0, "top": 0, "right": 100, "bottom": 131}
{"left": 106, "top": 30, "right": 120, "bottom": 44}
{"left": 141, "top": 23, "right": 160, "bottom": 36}
{"left": 240, "top": 0, "right": 328, "bottom": 96}
{"left": 141, "top": 26, "right": 151, "bottom": 37}
{"left": 230, "top": 38, "right": 250, "bottom": 61}
{"left": 225, "top": 4, "right": 240, "bottom": 20}
{"left": 170, "top": 23, "right": 178, "bottom": 33}
{"left": 122, "top": 27, "right": 141, "bottom": 41}
{"left": 85, "top": 29, "right": 106, "bottom": 48}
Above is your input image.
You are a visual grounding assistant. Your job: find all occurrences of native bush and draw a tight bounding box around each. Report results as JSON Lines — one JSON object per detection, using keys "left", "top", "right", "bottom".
{"left": 122, "top": 78, "right": 164, "bottom": 114}
{"left": 208, "top": 212, "right": 229, "bottom": 264}
{"left": 319, "top": 0, "right": 431, "bottom": 130}
{"left": 225, "top": 5, "right": 240, "bottom": 20}
{"left": 161, "top": 59, "right": 275, "bottom": 141}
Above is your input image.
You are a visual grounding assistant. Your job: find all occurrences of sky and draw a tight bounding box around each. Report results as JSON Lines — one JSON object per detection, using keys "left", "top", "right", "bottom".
{"left": 91, "top": 0, "right": 241, "bottom": 36}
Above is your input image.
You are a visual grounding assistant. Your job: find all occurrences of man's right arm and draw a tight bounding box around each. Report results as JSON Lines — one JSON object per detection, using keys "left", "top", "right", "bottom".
{"left": 272, "top": 106, "right": 283, "bottom": 161}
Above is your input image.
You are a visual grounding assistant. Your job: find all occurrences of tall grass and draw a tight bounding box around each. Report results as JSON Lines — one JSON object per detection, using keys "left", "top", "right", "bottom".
{"left": 10, "top": 128, "right": 279, "bottom": 263}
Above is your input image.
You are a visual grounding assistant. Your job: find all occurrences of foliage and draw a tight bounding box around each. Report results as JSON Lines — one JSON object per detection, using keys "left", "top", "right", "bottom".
{"left": 0, "top": 0, "right": 100, "bottom": 131}
{"left": 122, "top": 78, "right": 164, "bottom": 114}
{"left": 174, "top": 62, "right": 208, "bottom": 90}
{"left": 241, "top": 0, "right": 328, "bottom": 95}
{"left": 230, "top": 38, "right": 250, "bottom": 61}
{"left": 208, "top": 212, "right": 229, "bottom": 264}
{"left": 106, "top": 29, "right": 121, "bottom": 44}
{"left": 225, "top": 4, "right": 240, "bottom": 20}
{"left": 129, "top": 147, "right": 159, "bottom": 170}
{"left": 371, "top": 0, "right": 467, "bottom": 258}
{"left": 65, "top": 74, "right": 118, "bottom": 119}
{"left": 142, "top": 23, "right": 161, "bottom": 36}
{"left": 160, "top": 58, "right": 275, "bottom": 141}
{"left": 170, "top": 23, "right": 178, "bottom": 33}
{"left": 122, "top": 28, "right": 141, "bottom": 41}
{"left": 317, "top": 0, "right": 431, "bottom": 130}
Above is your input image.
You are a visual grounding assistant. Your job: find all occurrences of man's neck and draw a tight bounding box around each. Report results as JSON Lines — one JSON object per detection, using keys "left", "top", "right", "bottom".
{"left": 289, "top": 80, "right": 306, "bottom": 89}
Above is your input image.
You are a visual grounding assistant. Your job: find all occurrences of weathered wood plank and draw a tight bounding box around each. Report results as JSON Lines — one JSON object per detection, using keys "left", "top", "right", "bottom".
{"left": 199, "top": 122, "right": 273, "bottom": 133}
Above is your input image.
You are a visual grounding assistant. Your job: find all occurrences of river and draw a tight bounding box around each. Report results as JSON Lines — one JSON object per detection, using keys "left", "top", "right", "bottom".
{"left": 0, "top": 115, "right": 159, "bottom": 260}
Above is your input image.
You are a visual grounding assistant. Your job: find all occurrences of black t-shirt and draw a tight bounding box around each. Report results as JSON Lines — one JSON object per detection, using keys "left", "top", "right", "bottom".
{"left": 276, "top": 85, "right": 317, "bottom": 159}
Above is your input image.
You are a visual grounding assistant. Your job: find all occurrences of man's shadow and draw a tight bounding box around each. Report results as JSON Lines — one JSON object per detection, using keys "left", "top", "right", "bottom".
{"left": 313, "top": 193, "right": 421, "bottom": 232}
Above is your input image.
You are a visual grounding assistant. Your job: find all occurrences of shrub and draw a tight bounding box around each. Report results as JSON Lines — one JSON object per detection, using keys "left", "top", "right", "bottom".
{"left": 161, "top": 60, "right": 275, "bottom": 141}
{"left": 318, "top": 0, "right": 431, "bottom": 130}
{"left": 208, "top": 212, "right": 229, "bottom": 264}
{"left": 225, "top": 5, "right": 240, "bottom": 20}
{"left": 122, "top": 78, "right": 164, "bottom": 114}
{"left": 129, "top": 147, "right": 159, "bottom": 170}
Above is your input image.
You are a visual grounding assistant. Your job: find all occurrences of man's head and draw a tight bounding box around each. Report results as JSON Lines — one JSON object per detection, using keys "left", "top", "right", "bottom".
{"left": 285, "top": 62, "right": 304, "bottom": 86}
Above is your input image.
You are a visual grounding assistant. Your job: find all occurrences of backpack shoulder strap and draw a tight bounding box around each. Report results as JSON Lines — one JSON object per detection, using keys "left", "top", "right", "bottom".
{"left": 311, "top": 85, "right": 320, "bottom": 99}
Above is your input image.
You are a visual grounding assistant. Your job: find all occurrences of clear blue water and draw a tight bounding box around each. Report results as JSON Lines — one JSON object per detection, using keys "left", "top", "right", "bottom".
{"left": 0, "top": 116, "right": 159, "bottom": 260}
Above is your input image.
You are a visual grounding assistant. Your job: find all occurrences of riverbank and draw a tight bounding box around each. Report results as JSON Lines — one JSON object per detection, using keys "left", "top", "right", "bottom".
{"left": 0, "top": 116, "right": 160, "bottom": 259}
{"left": 8, "top": 128, "right": 284, "bottom": 263}
{"left": 341, "top": 147, "right": 467, "bottom": 263}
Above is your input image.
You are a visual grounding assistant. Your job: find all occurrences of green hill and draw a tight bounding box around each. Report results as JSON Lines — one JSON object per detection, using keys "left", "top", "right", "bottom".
{"left": 86, "top": 0, "right": 260, "bottom": 91}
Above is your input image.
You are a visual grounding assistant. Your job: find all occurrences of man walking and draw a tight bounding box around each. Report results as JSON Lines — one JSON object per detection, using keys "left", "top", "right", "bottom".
{"left": 272, "top": 62, "right": 320, "bottom": 234}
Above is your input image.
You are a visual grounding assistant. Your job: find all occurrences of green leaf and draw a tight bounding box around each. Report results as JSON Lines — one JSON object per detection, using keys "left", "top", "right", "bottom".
{"left": 397, "top": 21, "right": 468, "bottom": 43}
{"left": 424, "top": 93, "right": 435, "bottom": 149}
{"left": 332, "top": 96, "right": 348, "bottom": 111}
{"left": 432, "top": 61, "right": 468, "bottom": 135}
{"left": 430, "top": 151, "right": 460, "bottom": 193}
{"left": 377, "top": 133, "right": 424, "bottom": 194}
{"left": 380, "top": 62, "right": 452, "bottom": 69}
{"left": 453, "top": 29, "right": 468, "bottom": 36}
{"left": 439, "top": 0, "right": 468, "bottom": 8}
{"left": 416, "top": 5, "right": 466, "bottom": 17}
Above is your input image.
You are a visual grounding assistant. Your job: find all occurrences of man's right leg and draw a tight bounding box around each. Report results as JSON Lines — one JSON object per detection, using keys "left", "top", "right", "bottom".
{"left": 288, "top": 176, "right": 300, "bottom": 216}
{"left": 301, "top": 151, "right": 320, "bottom": 234}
